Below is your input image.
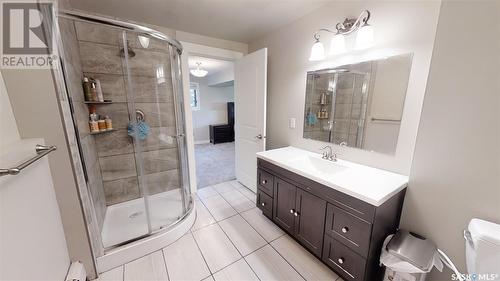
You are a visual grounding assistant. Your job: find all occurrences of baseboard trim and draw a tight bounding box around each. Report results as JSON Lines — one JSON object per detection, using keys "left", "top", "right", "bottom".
{"left": 194, "top": 140, "right": 210, "bottom": 145}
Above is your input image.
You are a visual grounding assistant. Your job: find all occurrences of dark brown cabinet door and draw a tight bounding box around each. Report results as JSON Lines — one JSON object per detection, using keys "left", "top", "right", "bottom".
{"left": 294, "top": 188, "right": 327, "bottom": 257}
{"left": 273, "top": 178, "right": 296, "bottom": 233}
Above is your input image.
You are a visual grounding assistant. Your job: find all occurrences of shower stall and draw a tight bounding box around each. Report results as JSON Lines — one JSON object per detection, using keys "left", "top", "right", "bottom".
{"left": 53, "top": 10, "right": 194, "bottom": 271}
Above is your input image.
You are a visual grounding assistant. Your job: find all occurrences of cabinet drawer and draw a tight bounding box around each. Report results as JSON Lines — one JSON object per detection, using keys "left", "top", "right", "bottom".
{"left": 257, "top": 169, "right": 274, "bottom": 196}
{"left": 325, "top": 204, "right": 372, "bottom": 257}
{"left": 257, "top": 189, "right": 273, "bottom": 218}
{"left": 323, "top": 236, "right": 367, "bottom": 281}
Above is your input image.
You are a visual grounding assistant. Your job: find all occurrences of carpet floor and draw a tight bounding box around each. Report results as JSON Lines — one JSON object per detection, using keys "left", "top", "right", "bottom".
{"left": 195, "top": 142, "right": 235, "bottom": 188}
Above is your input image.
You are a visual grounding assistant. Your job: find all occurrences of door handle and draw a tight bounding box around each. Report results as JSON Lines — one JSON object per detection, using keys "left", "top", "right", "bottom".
{"left": 255, "top": 134, "right": 265, "bottom": 139}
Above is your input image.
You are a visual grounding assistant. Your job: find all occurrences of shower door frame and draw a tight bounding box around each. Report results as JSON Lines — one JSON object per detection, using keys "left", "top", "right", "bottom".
{"left": 52, "top": 9, "right": 194, "bottom": 259}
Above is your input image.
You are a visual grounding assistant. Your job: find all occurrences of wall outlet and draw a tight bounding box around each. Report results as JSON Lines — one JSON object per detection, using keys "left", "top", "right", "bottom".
{"left": 289, "top": 118, "right": 296, "bottom": 129}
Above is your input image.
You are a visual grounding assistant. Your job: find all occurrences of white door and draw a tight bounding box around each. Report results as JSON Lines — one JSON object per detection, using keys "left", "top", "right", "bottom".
{"left": 234, "top": 48, "right": 267, "bottom": 192}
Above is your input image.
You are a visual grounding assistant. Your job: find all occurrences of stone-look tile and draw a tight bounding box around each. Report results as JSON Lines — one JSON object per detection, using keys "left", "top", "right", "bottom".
{"left": 99, "top": 153, "right": 137, "bottom": 181}
{"left": 96, "top": 266, "right": 123, "bottom": 281}
{"left": 212, "top": 182, "right": 235, "bottom": 194}
{"left": 162, "top": 233, "right": 211, "bottom": 281}
{"left": 129, "top": 75, "right": 174, "bottom": 103}
{"left": 126, "top": 49, "right": 170, "bottom": 77}
{"left": 191, "top": 201, "right": 216, "bottom": 231}
{"left": 58, "top": 19, "right": 85, "bottom": 102}
{"left": 241, "top": 208, "right": 284, "bottom": 242}
{"left": 80, "top": 135, "right": 98, "bottom": 166}
{"left": 139, "top": 169, "right": 180, "bottom": 195}
{"left": 271, "top": 235, "right": 339, "bottom": 281}
{"left": 79, "top": 41, "right": 123, "bottom": 74}
{"left": 84, "top": 73, "right": 126, "bottom": 102}
{"left": 73, "top": 101, "right": 90, "bottom": 137}
{"left": 229, "top": 181, "right": 256, "bottom": 203}
{"left": 75, "top": 21, "right": 122, "bottom": 46}
{"left": 102, "top": 176, "right": 140, "bottom": 206}
{"left": 197, "top": 186, "right": 218, "bottom": 199}
{"left": 219, "top": 190, "right": 254, "bottom": 213}
{"left": 95, "top": 129, "right": 134, "bottom": 157}
{"left": 139, "top": 126, "right": 177, "bottom": 152}
{"left": 134, "top": 102, "right": 176, "bottom": 127}
{"left": 124, "top": 251, "right": 168, "bottom": 280}
{"left": 138, "top": 148, "right": 179, "bottom": 174}
{"left": 192, "top": 224, "right": 242, "bottom": 273}
{"left": 87, "top": 160, "right": 106, "bottom": 229}
{"left": 245, "top": 245, "right": 304, "bottom": 281}
{"left": 213, "top": 259, "right": 259, "bottom": 281}
{"left": 96, "top": 103, "right": 130, "bottom": 129}
{"left": 200, "top": 194, "right": 237, "bottom": 221}
{"left": 218, "top": 215, "right": 266, "bottom": 256}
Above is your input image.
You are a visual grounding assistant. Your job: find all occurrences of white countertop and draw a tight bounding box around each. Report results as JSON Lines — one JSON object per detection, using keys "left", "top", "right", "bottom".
{"left": 256, "top": 146, "right": 408, "bottom": 206}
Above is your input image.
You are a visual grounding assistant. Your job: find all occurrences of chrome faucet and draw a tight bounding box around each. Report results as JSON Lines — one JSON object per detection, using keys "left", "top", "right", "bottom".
{"left": 320, "top": 145, "right": 337, "bottom": 162}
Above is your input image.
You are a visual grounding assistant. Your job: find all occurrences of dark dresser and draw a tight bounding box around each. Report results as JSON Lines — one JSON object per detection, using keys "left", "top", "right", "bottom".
{"left": 209, "top": 102, "right": 234, "bottom": 144}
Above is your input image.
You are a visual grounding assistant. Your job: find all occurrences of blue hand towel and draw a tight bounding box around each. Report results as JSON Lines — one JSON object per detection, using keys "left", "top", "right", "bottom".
{"left": 128, "top": 120, "right": 150, "bottom": 140}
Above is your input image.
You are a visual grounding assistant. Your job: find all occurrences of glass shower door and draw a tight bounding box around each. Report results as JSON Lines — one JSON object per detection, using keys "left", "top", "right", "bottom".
{"left": 120, "top": 32, "right": 187, "bottom": 233}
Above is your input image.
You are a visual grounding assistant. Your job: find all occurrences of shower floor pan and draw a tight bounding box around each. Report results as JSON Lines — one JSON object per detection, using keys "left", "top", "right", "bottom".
{"left": 101, "top": 188, "right": 185, "bottom": 248}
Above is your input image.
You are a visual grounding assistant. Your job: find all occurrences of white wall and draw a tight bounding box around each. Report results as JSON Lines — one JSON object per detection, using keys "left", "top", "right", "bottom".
{"left": 2, "top": 69, "right": 96, "bottom": 278}
{"left": 249, "top": 1, "right": 441, "bottom": 175}
{"left": 0, "top": 72, "right": 71, "bottom": 280}
{"left": 0, "top": 72, "right": 20, "bottom": 148}
{"left": 400, "top": 1, "right": 500, "bottom": 280}
{"left": 191, "top": 75, "right": 234, "bottom": 143}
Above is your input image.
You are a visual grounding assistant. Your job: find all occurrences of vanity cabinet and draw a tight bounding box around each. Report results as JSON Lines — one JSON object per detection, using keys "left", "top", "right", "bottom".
{"left": 257, "top": 159, "right": 406, "bottom": 281}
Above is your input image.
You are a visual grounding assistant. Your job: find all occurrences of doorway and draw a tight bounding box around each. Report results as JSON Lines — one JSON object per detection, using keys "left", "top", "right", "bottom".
{"left": 180, "top": 42, "right": 267, "bottom": 194}
{"left": 188, "top": 56, "right": 236, "bottom": 188}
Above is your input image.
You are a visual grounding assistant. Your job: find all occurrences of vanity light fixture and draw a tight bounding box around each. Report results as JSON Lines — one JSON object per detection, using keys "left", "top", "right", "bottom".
{"left": 309, "top": 10, "right": 374, "bottom": 61}
{"left": 190, "top": 62, "right": 208, "bottom": 77}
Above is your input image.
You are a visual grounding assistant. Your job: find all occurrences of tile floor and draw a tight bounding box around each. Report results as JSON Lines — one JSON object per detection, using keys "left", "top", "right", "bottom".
{"left": 95, "top": 180, "right": 343, "bottom": 281}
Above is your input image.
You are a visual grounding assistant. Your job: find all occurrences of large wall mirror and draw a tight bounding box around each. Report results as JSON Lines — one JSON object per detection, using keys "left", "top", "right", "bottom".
{"left": 303, "top": 53, "right": 413, "bottom": 155}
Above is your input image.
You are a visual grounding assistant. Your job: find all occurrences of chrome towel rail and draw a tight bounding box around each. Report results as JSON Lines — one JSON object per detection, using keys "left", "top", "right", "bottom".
{"left": 0, "top": 144, "right": 56, "bottom": 177}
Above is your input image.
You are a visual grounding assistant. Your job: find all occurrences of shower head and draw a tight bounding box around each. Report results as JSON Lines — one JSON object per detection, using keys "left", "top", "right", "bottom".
{"left": 119, "top": 40, "right": 136, "bottom": 58}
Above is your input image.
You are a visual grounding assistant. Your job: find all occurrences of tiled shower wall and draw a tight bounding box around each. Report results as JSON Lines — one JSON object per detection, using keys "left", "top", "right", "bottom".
{"left": 75, "top": 22, "right": 181, "bottom": 205}
{"left": 58, "top": 18, "right": 107, "bottom": 230}
{"left": 59, "top": 20, "right": 181, "bottom": 230}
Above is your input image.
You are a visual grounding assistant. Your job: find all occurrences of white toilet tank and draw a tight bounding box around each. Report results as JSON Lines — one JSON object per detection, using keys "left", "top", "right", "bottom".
{"left": 465, "top": 219, "right": 500, "bottom": 278}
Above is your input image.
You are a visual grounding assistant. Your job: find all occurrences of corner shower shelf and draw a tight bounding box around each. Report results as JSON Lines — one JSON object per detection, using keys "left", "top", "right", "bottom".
{"left": 84, "top": 101, "right": 113, "bottom": 104}
{"left": 90, "top": 129, "right": 116, "bottom": 135}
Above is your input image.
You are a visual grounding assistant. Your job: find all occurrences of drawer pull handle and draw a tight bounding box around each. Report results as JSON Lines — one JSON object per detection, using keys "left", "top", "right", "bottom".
{"left": 261, "top": 202, "right": 266, "bottom": 207}
{"left": 341, "top": 227, "right": 349, "bottom": 233}
{"left": 261, "top": 179, "right": 267, "bottom": 184}
{"left": 290, "top": 209, "right": 295, "bottom": 214}
{"left": 338, "top": 257, "right": 345, "bottom": 264}
{"left": 294, "top": 211, "right": 299, "bottom": 217}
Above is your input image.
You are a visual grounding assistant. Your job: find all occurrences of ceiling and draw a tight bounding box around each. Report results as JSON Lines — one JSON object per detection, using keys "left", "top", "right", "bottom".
{"left": 188, "top": 56, "right": 233, "bottom": 76}
{"left": 68, "top": 0, "right": 332, "bottom": 43}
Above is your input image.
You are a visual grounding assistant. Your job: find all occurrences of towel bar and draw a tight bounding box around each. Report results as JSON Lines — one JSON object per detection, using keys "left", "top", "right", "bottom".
{"left": 0, "top": 144, "right": 56, "bottom": 177}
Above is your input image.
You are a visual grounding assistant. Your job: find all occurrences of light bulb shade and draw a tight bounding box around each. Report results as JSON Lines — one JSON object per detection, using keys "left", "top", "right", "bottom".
{"left": 138, "top": 35, "right": 150, "bottom": 49}
{"left": 309, "top": 40, "right": 325, "bottom": 61}
{"left": 190, "top": 68, "right": 208, "bottom": 77}
{"left": 329, "top": 34, "right": 346, "bottom": 55}
{"left": 355, "top": 24, "right": 374, "bottom": 50}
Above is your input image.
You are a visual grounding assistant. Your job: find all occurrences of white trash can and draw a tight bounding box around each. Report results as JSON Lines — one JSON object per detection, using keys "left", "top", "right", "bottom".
{"left": 380, "top": 230, "right": 444, "bottom": 281}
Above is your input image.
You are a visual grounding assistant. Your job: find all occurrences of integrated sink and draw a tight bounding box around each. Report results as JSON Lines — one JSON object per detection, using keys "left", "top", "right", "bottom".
{"left": 287, "top": 155, "right": 348, "bottom": 176}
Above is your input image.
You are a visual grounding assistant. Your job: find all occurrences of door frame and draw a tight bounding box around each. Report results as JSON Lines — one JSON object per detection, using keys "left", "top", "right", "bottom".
{"left": 180, "top": 41, "right": 244, "bottom": 193}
